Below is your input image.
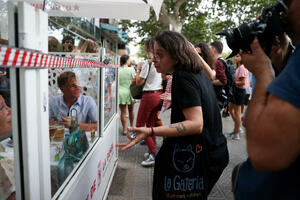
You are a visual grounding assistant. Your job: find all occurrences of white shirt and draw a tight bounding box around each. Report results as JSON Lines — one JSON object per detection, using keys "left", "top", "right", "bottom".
{"left": 139, "top": 60, "right": 162, "bottom": 91}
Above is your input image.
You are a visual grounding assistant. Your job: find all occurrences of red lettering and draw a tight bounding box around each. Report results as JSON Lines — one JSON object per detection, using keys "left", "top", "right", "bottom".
{"left": 85, "top": 194, "right": 89, "bottom": 200}
{"left": 97, "top": 161, "right": 102, "bottom": 187}
{"left": 90, "top": 179, "right": 96, "bottom": 199}
{"left": 196, "top": 144, "right": 203, "bottom": 154}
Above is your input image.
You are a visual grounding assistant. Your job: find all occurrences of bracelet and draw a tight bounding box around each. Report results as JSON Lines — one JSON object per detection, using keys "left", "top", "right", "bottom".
{"left": 150, "top": 126, "right": 154, "bottom": 137}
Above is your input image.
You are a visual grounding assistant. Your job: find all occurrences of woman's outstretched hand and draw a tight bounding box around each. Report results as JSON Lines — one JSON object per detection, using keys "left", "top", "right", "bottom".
{"left": 117, "top": 127, "right": 151, "bottom": 151}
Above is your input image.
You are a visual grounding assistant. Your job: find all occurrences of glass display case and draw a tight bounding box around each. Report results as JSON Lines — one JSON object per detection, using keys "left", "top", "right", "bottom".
{"left": 48, "top": 67, "right": 100, "bottom": 196}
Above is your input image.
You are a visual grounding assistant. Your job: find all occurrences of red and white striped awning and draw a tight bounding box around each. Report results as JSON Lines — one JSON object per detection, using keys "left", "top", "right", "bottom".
{"left": 0, "top": 45, "right": 119, "bottom": 69}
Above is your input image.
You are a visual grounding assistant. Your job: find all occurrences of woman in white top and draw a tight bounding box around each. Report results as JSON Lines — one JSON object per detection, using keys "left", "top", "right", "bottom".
{"left": 135, "top": 38, "right": 163, "bottom": 167}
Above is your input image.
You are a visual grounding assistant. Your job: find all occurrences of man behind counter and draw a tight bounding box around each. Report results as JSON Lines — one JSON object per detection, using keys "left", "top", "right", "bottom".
{"left": 49, "top": 71, "right": 97, "bottom": 131}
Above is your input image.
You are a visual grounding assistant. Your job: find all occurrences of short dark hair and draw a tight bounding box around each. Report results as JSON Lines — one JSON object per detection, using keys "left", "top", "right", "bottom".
{"left": 62, "top": 35, "right": 74, "bottom": 45}
{"left": 145, "top": 38, "right": 155, "bottom": 53}
{"left": 194, "top": 42, "right": 216, "bottom": 70}
{"left": 120, "top": 55, "right": 130, "bottom": 66}
{"left": 210, "top": 41, "right": 223, "bottom": 54}
{"left": 57, "top": 71, "right": 76, "bottom": 88}
{"left": 154, "top": 31, "right": 202, "bottom": 73}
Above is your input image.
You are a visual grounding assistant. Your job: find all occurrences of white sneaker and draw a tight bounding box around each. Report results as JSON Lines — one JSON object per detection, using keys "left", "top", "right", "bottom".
{"left": 144, "top": 152, "right": 150, "bottom": 159}
{"left": 226, "top": 132, "right": 240, "bottom": 140}
{"left": 232, "top": 134, "right": 240, "bottom": 140}
{"left": 240, "top": 127, "right": 244, "bottom": 133}
{"left": 226, "top": 132, "right": 235, "bottom": 139}
{"left": 141, "top": 154, "right": 155, "bottom": 167}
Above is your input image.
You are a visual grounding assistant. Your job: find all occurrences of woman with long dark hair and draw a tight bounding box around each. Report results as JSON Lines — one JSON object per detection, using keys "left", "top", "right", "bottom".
{"left": 118, "top": 31, "right": 228, "bottom": 199}
{"left": 194, "top": 42, "right": 216, "bottom": 71}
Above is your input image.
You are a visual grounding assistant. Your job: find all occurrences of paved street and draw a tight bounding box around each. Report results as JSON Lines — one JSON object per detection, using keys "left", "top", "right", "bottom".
{"left": 108, "top": 103, "right": 248, "bottom": 200}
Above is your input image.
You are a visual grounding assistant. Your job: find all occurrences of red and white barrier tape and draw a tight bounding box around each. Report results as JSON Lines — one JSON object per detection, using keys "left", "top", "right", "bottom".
{"left": 0, "top": 45, "right": 119, "bottom": 69}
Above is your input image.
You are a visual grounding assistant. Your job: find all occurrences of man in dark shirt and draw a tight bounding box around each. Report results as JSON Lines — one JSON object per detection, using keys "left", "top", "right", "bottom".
{"left": 210, "top": 41, "right": 227, "bottom": 108}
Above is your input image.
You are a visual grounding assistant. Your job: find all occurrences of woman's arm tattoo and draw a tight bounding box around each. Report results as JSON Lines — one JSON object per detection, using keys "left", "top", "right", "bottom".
{"left": 168, "top": 122, "right": 187, "bottom": 135}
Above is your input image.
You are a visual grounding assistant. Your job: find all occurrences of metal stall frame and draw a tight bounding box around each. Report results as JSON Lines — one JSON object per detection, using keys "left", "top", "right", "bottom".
{"left": 4, "top": 2, "right": 120, "bottom": 199}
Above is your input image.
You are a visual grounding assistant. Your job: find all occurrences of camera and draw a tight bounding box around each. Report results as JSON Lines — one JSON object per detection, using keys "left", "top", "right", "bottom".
{"left": 218, "top": 0, "right": 288, "bottom": 58}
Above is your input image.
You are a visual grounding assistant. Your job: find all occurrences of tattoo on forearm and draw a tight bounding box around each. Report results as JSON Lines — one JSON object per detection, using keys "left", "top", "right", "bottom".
{"left": 168, "top": 122, "right": 187, "bottom": 135}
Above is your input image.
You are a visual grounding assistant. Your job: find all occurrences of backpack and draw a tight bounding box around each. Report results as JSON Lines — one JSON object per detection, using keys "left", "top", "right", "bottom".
{"left": 218, "top": 58, "right": 236, "bottom": 104}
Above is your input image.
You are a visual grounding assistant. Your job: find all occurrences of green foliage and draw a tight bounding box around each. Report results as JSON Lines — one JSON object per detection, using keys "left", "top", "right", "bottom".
{"left": 222, "top": 51, "right": 232, "bottom": 60}
{"left": 211, "top": 0, "right": 278, "bottom": 27}
{"left": 120, "top": 10, "right": 164, "bottom": 44}
{"left": 120, "top": 0, "right": 279, "bottom": 53}
{"left": 137, "top": 43, "right": 147, "bottom": 59}
{"left": 120, "top": 0, "right": 204, "bottom": 44}
{"left": 181, "top": 12, "right": 210, "bottom": 44}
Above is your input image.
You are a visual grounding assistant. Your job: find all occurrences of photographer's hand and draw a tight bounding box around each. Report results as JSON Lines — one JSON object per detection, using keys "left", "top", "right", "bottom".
{"left": 242, "top": 38, "right": 274, "bottom": 78}
{"left": 241, "top": 38, "right": 300, "bottom": 171}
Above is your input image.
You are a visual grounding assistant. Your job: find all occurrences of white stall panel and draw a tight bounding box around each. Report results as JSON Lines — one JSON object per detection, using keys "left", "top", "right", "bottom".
{"left": 16, "top": 2, "right": 51, "bottom": 200}
{"left": 58, "top": 116, "right": 118, "bottom": 200}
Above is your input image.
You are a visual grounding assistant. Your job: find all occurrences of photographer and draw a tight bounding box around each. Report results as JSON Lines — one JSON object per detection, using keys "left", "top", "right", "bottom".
{"left": 235, "top": 0, "right": 300, "bottom": 199}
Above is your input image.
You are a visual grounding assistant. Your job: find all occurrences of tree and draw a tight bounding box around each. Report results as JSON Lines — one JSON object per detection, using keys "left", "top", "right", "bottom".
{"left": 208, "top": 0, "right": 278, "bottom": 40}
{"left": 120, "top": 0, "right": 205, "bottom": 44}
{"left": 120, "top": 0, "right": 278, "bottom": 44}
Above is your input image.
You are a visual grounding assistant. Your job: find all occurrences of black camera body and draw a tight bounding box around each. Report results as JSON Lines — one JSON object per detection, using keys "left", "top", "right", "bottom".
{"left": 218, "top": 0, "right": 288, "bottom": 58}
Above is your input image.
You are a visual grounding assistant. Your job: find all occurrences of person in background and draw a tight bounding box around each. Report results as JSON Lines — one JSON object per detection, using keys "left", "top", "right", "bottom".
{"left": 119, "top": 55, "right": 135, "bottom": 135}
{"left": 0, "top": 69, "right": 10, "bottom": 107}
{"left": 194, "top": 42, "right": 216, "bottom": 81}
{"left": 80, "top": 39, "right": 99, "bottom": 53}
{"left": 0, "top": 95, "right": 11, "bottom": 137}
{"left": 0, "top": 94, "right": 14, "bottom": 200}
{"left": 48, "top": 36, "right": 59, "bottom": 52}
{"left": 49, "top": 71, "right": 97, "bottom": 131}
{"left": 195, "top": 43, "right": 216, "bottom": 72}
{"left": 227, "top": 53, "right": 249, "bottom": 140}
{"left": 241, "top": 72, "right": 253, "bottom": 119}
{"left": 210, "top": 41, "right": 227, "bottom": 109}
{"left": 221, "top": 59, "right": 234, "bottom": 118}
{"left": 134, "top": 38, "right": 163, "bottom": 167}
{"left": 62, "top": 35, "right": 74, "bottom": 53}
{"left": 160, "top": 73, "right": 172, "bottom": 112}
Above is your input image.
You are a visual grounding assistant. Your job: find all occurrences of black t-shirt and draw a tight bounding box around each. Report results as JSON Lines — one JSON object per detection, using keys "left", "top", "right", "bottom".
{"left": 153, "top": 70, "right": 228, "bottom": 199}
{"left": 169, "top": 70, "right": 225, "bottom": 149}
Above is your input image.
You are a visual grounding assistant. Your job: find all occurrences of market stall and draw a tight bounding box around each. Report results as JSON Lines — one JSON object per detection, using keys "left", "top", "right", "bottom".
{"left": 0, "top": 0, "right": 162, "bottom": 199}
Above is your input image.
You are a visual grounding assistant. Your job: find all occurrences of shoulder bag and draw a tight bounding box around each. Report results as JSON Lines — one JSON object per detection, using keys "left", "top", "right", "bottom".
{"left": 130, "top": 61, "right": 151, "bottom": 99}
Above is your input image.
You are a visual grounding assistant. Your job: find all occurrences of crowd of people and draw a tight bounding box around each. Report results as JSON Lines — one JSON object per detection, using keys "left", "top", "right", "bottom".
{"left": 118, "top": 37, "right": 252, "bottom": 167}
{"left": 118, "top": 0, "right": 300, "bottom": 199}
{"left": 0, "top": 0, "right": 299, "bottom": 199}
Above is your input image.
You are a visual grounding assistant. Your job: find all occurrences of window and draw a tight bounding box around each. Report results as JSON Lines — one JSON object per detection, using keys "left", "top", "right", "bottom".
{"left": 48, "top": 36, "right": 100, "bottom": 195}
{"left": 104, "top": 68, "right": 117, "bottom": 127}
